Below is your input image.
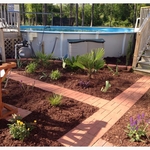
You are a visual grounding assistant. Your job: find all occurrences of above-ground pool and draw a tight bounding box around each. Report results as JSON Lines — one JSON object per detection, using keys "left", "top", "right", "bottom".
{"left": 20, "top": 25, "right": 138, "bottom": 58}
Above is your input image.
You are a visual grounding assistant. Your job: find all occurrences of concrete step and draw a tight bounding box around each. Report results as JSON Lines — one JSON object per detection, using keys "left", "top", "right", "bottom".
{"left": 134, "top": 67, "right": 150, "bottom": 75}
{"left": 143, "top": 49, "right": 150, "bottom": 55}
{"left": 137, "top": 61, "right": 150, "bottom": 69}
{"left": 141, "top": 55, "right": 150, "bottom": 61}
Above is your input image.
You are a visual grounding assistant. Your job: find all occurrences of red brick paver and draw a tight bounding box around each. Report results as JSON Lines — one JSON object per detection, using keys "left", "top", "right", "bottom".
{"left": 8, "top": 72, "right": 150, "bottom": 147}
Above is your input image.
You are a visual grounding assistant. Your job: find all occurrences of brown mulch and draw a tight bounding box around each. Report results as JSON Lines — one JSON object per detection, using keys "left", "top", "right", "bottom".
{"left": 1, "top": 79, "right": 99, "bottom": 146}
{"left": 1, "top": 56, "right": 149, "bottom": 146}
{"left": 101, "top": 88, "right": 150, "bottom": 146}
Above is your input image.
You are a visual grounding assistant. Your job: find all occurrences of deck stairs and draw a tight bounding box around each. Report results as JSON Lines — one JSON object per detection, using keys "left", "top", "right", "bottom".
{"left": 133, "top": 36, "right": 150, "bottom": 74}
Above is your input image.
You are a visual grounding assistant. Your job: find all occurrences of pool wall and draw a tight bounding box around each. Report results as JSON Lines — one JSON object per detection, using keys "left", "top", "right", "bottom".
{"left": 21, "top": 28, "right": 136, "bottom": 59}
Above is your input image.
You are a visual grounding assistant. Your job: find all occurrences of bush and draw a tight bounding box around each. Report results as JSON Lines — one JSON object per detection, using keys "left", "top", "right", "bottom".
{"left": 35, "top": 52, "right": 53, "bottom": 68}
{"left": 8, "top": 114, "right": 36, "bottom": 141}
{"left": 50, "top": 69, "right": 61, "bottom": 80}
{"left": 48, "top": 94, "right": 62, "bottom": 106}
{"left": 25, "top": 62, "right": 37, "bottom": 74}
{"left": 73, "top": 48, "right": 105, "bottom": 78}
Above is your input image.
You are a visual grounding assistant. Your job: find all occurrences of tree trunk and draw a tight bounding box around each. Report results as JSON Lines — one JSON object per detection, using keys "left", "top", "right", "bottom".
{"left": 82, "top": 4, "right": 84, "bottom": 26}
{"left": 60, "top": 3, "right": 62, "bottom": 26}
{"left": 109, "top": 4, "right": 113, "bottom": 27}
{"left": 75, "top": 3, "right": 78, "bottom": 26}
{"left": 133, "top": 4, "right": 137, "bottom": 28}
{"left": 90, "top": 4, "right": 94, "bottom": 26}
{"left": 21, "top": 4, "right": 25, "bottom": 25}
{"left": 42, "top": 4, "right": 47, "bottom": 26}
{"left": 69, "top": 4, "right": 73, "bottom": 26}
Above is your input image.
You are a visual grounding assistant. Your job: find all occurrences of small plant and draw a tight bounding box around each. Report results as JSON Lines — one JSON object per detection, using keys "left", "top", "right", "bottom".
{"left": 101, "top": 80, "right": 111, "bottom": 93}
{"left": 125, "top": 113, "right": 150, "bottom": 142}
{"left": 25, "top": 62, "right": 37, "bottom": 74}
{"left": 62, "top": 55, "right": 80, "bottom": 70}
{"left": 77, "top": 80, "right": 91, "bottom": 89}
{"left": 107, "top": 59, "right": 120, "bottom": 76}
{"left": 19, "top": 80, "right": 35, "bottom": 94}
{"left": 35, "top": 52, "right": 53, "bottom": 68}
{"left": 9, "top": 114, "right": 22, "bottom": 123}
{"left": 50, "top": 69, "right": 61, "bottom": 80}
{"left": 107, "top": 65, "right": 118, "bottom": 76}
{"left": 39, "top": 72, "right": 48, "bottom": 80}
{"left": 16, "top": 57, "right": 23, "bottom": 69}
{"left": 8, "top": 114, "right": 36, "bottom": 141}
{"left": 48, "top": 94, "right": 62, "bottom": 106}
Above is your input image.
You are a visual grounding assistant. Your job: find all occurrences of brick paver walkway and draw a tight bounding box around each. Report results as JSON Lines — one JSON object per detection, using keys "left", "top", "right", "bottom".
{"left": 9, "top": 72, "right": 150, "bottom": 146}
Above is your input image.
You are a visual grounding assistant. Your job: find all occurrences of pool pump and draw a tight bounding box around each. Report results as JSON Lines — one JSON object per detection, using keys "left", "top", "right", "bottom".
{"left": 15, "top": 40, "right": 35, "bottom": 59}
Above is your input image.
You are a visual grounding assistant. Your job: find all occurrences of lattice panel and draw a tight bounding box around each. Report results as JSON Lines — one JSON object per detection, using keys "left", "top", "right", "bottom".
{"left": 4, "top": 38, "right": 22, "bottom": 59}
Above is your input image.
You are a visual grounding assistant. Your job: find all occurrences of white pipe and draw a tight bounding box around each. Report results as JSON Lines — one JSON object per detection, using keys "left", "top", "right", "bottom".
{"left": 15, "top": 43, "right": 23, "bottom": 59}
{"left": 96, "top": 32, "right": 100, "bottom": 39}
{"left": 60, "top": 32, "right": 64, "bottom": 58}
{"left": 121, "top": 33, "right": 127, "bottom": 56}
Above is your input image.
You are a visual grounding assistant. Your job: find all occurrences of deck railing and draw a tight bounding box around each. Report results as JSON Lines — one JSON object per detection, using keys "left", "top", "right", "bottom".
{"left": 0, "top": 4, "right": 20, "bottom": 33}
{"left": 139, "top": 6, "right": 150, "bottom": 27}
{"left": 132, "top": 13, "right": 150, "bottom": 68}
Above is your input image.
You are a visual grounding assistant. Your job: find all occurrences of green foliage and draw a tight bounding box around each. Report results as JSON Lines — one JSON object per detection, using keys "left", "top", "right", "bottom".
{"left": 73, "top": 48, "right": 105, "bottom": 78}
{"left": 125, "top": 114, "right": 149, "bottom": 142}
{"left": 16, "top": 58, "right": 23, "bottom": 69}
{"left": 39, "top": 72, "right": 48, "bottom": 80}
{"left": 8, "top": 114, "right": 35, "bottom": 141}
{"left": 22, "top": 4, "right": 150, "bottom": 27}
{"left": 25, "top": 62, "right": 37, "bottom": 74}
{"left": 50, "top": 69, "right": 61, "bottom": 80}
{"left": 62, "top": 55, "right": 80, "bottom": 70}
{"left": 101, "top": 80, "right": 111, "bottom": 93}
{"left": 48, "top": 94, "right": 62, "bottom": 106}
{"left": 107, "top": 59, "right": 120, "bottom": 76}
{"left": 35, "top": 52, "right": 53, "bottom": 68}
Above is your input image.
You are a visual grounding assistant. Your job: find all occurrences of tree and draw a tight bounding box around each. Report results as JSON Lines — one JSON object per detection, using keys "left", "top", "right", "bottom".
{"left": 90, "top": 4, "right": 94, "bottom": 26}
{"left": 42, "top": 4, "right": 47, "bottom": 25}
{"left": 75, "top": 3, "right": 78, "bottom": 26}
{"left": 82, "top": 4, "right": 84, "bottom": 26}
{"left": 20, "top": 4, "right": 25, "bottom": 25}
{"left": 60, "top": 3, "right": 62, "bottom": 26}
{"left": 69, "top": 4, "right": 73, "bottom": 25}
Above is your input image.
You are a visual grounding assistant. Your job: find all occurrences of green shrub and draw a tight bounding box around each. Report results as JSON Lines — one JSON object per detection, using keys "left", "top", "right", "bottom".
{"left": 25, "top": 62, "right": 37, "bottom": 74}
{"left": 62, "top": 55, "right": 80, "bottom": 70}
{"left": 8, "top": 114, "right": 35, "bottom": 141}
{"left": 50, "top": 69, "right": 61, "bottom": 80}
{"left": 35, "top": 52, "right": 53, "bottom": 68}
{"left": 73, "top": 48, "right": 105, "bottom": 78}
{"left": 48, "top": 94, "right": 62, "bottom": 106}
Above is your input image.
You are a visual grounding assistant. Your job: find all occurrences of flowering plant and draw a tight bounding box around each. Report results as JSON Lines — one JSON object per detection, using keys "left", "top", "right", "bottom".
{"left": 8, "top": 114, "right": 36, "bottom": 141}
{"left": 125, "top": 113, "right": 149, "bottom": 142}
